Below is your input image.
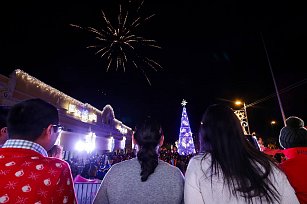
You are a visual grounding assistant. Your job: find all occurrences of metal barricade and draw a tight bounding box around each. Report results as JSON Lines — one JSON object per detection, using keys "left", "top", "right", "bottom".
{"left": 74, "top": 182, "right": 101, "bottom": 204}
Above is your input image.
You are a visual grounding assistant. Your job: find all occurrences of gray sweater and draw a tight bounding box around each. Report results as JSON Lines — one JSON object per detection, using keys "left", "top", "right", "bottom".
{"left": 93, "top": 158, "right": 184, "bottom": 204}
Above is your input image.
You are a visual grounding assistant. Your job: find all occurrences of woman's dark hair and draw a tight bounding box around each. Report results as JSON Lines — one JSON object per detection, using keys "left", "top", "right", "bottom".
{"left": 88, "top": 163, "right": 98, "bottom": 179}
{"left": 134, "top": 117, "right": 163, "bottom": 182}
{"left": 47, "top": 144, "right": 63, "bottom": 158}
{"left": 199, "top": 104, "right": 280, "bottom": 203}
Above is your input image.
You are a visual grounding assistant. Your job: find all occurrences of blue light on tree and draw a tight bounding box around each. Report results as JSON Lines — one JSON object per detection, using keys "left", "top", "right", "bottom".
{"left": 177, "top": 99, "right": 196, "bottom": 155}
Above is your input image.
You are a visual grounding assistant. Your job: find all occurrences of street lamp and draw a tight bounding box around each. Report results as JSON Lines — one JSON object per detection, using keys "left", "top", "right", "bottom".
{"left": 270, "top": 120, "right": 277, "bottom": 138}
{"left": 234, "top": 100, "right": 251, "bottom": 135}
{"left": 270, "top": 120, "right": 276, "bottom": 125}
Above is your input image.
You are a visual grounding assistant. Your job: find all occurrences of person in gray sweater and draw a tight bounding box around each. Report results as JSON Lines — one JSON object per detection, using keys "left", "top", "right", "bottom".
{"left": 93, "top": 117, "right": 184, "bottom": 204}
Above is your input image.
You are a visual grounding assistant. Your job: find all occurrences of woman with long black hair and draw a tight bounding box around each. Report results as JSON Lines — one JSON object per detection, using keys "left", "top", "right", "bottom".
{"left": 94, "top": 117, "right": 184, "bottom": 204}
{"left": 184, "top": 104, "right": 298, "bottom": 204}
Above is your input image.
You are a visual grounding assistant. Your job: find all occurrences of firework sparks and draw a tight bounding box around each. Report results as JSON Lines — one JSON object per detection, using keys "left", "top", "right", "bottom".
{"left": 71, "top": 1, "right": 162, "bottom": 85}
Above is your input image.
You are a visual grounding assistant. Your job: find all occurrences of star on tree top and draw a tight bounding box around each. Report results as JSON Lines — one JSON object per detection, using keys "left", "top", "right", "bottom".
{"left": 181, "top": 99, "right": 187, "bottom": 106}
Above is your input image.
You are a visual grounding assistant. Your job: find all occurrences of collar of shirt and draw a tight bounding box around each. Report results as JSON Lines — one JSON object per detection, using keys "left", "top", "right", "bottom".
{"left": 2, "top": 139, "right": 48, "bottom": 157}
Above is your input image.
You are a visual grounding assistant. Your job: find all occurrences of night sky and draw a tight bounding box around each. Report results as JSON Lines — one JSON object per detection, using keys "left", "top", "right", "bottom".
{"left": 1, "top": 0, "right": 306, "bottom": 144}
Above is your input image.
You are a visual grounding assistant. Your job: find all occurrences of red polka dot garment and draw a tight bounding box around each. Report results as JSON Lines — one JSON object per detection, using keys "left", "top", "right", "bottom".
{"left": 0, "top": 147, "right": 76, "bottom": 204}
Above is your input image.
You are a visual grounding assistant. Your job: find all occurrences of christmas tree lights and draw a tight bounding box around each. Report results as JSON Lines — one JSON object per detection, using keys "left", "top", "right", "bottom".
{"left": 177, "top": 99, "right": 195, "bottom": 155}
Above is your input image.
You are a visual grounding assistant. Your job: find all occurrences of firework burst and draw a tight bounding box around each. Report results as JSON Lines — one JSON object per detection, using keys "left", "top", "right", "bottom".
{"left": 71, "top": 0, "right": 162, "bottom": 85}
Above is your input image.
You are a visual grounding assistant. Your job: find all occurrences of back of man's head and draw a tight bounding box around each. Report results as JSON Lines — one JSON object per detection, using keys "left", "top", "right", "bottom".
{"left": 279, "top": 116, "right": 307, "bottom": 149}
{"left": 7, "top": 98, "right": 59, "bottom": 142}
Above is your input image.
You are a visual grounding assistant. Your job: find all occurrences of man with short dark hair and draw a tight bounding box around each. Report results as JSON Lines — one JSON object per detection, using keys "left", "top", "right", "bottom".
{"left": 0, "top": 98, "right": 77, "bottom": 203}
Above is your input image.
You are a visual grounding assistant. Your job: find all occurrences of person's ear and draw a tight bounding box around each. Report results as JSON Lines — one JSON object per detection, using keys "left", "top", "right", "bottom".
{"left": 43, "top": 124, "right": 53, "bottom": 140}
{"left": 35, "top": 124, "right": 53, "bottom": 149}
{"left": 0, "top": 127, "right": 8, "bottom": 136}
{"left": 159, "top": 134, "right": 164, "bottom": 146}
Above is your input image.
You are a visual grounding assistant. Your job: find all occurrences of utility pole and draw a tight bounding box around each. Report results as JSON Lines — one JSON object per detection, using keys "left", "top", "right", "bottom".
{"left": 260, "top": 32, "right": 286, "bottom": 126}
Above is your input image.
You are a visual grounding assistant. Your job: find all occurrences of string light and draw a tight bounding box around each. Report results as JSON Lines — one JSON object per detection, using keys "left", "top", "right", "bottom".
{"left": 15, "top": 69, "right": 132, "bottom": 134}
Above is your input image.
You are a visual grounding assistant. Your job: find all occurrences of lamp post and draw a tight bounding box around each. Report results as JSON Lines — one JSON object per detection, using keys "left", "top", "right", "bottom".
{"left": 234, "top": 100, "right": 251, "bottom": 135}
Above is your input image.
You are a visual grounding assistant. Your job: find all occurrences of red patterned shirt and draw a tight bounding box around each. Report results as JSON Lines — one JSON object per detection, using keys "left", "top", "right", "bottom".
{"left": 0, "top": 140, "right": 77, "bottom": 204}
{"left": 280, "top": 147, "right": 307, "bottom": 204}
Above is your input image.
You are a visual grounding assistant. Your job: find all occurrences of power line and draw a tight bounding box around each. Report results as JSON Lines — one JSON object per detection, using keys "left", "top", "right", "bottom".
{"left": 246, "top": 78, "right": 307, "bottom": 108}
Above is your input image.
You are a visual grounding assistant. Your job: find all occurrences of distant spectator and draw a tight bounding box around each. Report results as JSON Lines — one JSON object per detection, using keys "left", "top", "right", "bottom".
{"left": 246, "top": 134, "right": 261, "bottom": 151}
{"left": 88, "top": 163, "right": 98, "bottom": 179}
{"left": 96, "top": 168, "right": 108, "bottom": 180}
{"left": 0, "top": 106, "right": 10, "bottom": 147}
{"left": 81, "top": 161, "right": 91, "bottom": 179}
{"left": 176, "top": 156, "right": 186, "bottom": 175}
{"left": 185, "top": 104, "right": 298, "bottom": 203}
{"left": 48, "top": 144, "right": 63, "bottom": 159}
{"left": 94, "top": 117, "right": 184, "bottom": 204}
{"left": 273, "top": 152, "right": 286, "bottom": 163}
{"left": 0, "top": 98, "right": 76, "bottom": 203}
{"left": 257, "top": 136, "right": 266, "bottom": 151}
{"left": 279, "top": 116, "right": 307, "bottom": 203}
{"left": 74, "top": 163, "right": 100, "bottom": 183}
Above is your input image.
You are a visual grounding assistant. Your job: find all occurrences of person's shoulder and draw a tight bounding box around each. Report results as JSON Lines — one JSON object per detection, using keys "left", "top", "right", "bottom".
{"left": 113, "top": 158, "right": 136, "bottom": 167}
{"left": 41, "top": 157, "right": 71, "bottom": 169}
{"left": 158, "top": 160, "right": 184, "bottom": 176}
{"left": 107, "top": 158, "right": 136, "bottom": 173}
{"left": 268, "top": 162, "right": 288, "bottom": 180}
{"left": 188, "top": 154, "right": 207, "bottom": 165}
{"left": 280, "top": 155, "right": 307, "bottom": 169}
{"left": 186, "top": 154, "right": 211, "bottom": 173}
{"left": 155, "top": 162, "right": 184, "bottom": 185}
{"left": 191, "top": 154, "right": 205, "bottom": 160}
{"left": 74, "top": 174, "right": 89, "bottom": 182}
{"left": 158, "top": 159, "right": 174, "bottom": 167}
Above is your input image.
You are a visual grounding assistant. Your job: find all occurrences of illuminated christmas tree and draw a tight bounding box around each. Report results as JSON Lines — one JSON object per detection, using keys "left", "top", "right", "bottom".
{"left": 177, "top": 99, "right": 196, "bottom": 155}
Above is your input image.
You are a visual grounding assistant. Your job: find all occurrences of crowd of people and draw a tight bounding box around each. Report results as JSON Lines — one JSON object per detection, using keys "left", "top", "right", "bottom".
{"left": 69, "top": 151, "right": 136, "bottom": 182}
{"left": 66, "top": 146, "right": 193, "bottom": 182}
{"left": 0, "top": 98, "right": 306, "bottom": 203}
